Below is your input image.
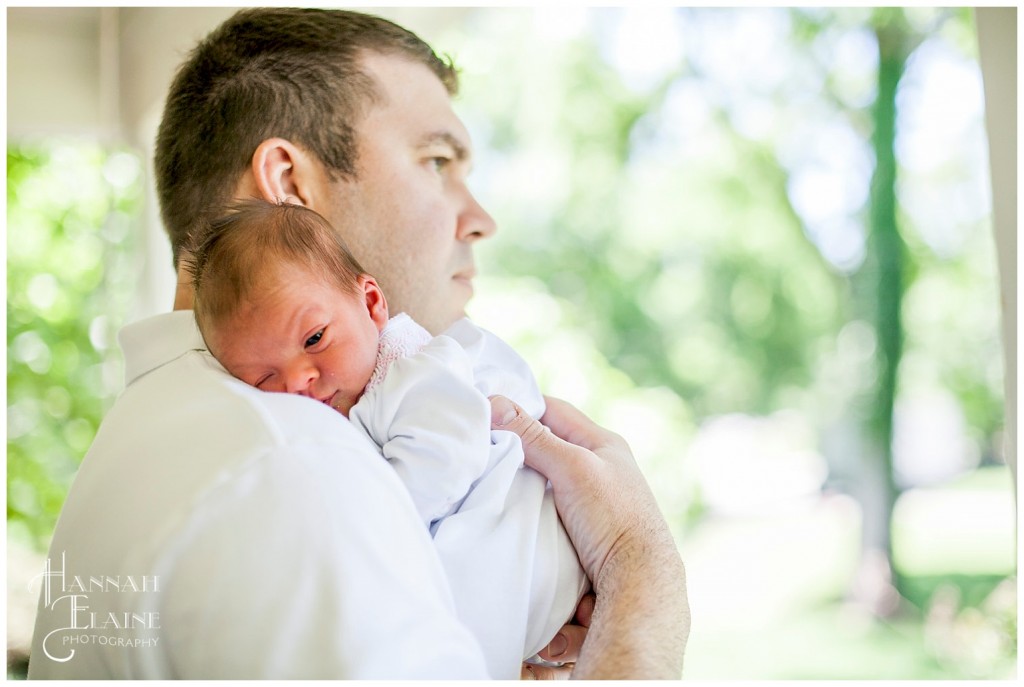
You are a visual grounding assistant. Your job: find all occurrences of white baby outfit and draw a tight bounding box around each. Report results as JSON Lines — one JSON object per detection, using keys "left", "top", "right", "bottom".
{"left": 348, "top": 314, "right": 588, "bottom": 678}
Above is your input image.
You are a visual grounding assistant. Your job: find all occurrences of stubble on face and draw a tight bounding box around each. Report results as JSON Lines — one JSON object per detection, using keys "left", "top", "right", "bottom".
{"left": 317, "top": 52, "right": 492, "bottom": 335}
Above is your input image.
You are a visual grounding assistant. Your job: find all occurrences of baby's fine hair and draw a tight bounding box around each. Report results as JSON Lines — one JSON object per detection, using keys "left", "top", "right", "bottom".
{"left": 187, "top": 199, "right": 367, "bottom": 333}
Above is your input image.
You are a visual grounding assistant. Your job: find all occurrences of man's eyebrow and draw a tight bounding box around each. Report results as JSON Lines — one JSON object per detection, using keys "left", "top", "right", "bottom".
{"left": 418, "top": 131, "right": 470, "bottom": 162}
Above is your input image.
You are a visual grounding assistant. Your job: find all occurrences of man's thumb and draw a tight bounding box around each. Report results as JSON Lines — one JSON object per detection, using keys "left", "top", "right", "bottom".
{"left": 489, "top": 395, "right": 568, "bottom": 479}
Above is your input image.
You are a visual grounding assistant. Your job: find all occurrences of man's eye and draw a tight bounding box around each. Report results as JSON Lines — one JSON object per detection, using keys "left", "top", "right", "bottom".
{"left": 430, "top": 156, "right": 451, "bottom": 172}
{"left": 305, "top": 329, "right": 324, "bottom": 348}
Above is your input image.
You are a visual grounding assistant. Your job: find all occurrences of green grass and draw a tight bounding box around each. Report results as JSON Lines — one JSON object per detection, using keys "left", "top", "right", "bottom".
{"left": 900, "top": 573, "right": 1011, "bottom": 611}
{"left": 679, "top": 466, "right": 1017, "bottom": 679}
{"left": 684, "top": 599, "right": 1016, "bottom": 679}
{"left": 891, "top": 476, "right": 1016, "bottom": 576}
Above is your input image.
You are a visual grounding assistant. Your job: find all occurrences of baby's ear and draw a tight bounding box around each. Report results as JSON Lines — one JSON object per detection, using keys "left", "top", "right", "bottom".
{"left": 359, "top": 275, "right": 389, "bottom": 331}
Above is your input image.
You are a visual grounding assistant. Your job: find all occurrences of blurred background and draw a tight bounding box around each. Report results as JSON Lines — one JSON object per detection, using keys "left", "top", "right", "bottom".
{"left": 7, "top": 5, "right": 1017, "bottom": 679}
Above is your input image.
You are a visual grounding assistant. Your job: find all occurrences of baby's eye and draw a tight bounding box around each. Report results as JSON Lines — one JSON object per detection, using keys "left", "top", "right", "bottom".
{"left": 305, "top": 329, "right": 324, "bottom": 348}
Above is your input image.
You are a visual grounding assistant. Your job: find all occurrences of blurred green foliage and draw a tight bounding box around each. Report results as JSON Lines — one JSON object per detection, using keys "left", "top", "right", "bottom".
{"left": 457, "top": 7, "right": 1003, "bottom": 433}
{"left": 454, "top": 3, "right": 1005, "bottom": 503}
{"left": 7, "top": 142, "right": 142, "bottom": 549}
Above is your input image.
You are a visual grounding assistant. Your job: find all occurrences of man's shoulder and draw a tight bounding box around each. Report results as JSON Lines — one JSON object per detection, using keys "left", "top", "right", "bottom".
{"left": 53, "top": 341, "right": 416, "bottom": 587}
{"left": 116, "top": 311, "right": 360, "bottom": 444}
{"left": 74, "top": 345, "right": 392, "bottom": 542}
{"left": 442, "top": 318, "right": 545, "bottom": 417}
{"left": 442, "top": 317, "right": 532, "bottom": 374}
{"left": 121, "top": 341, "right": 359, "bottom": 448}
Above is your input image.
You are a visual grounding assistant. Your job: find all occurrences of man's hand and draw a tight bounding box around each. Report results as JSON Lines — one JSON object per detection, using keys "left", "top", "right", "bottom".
{"left": 492, "top": 395, "right": 690, "bottom": 679}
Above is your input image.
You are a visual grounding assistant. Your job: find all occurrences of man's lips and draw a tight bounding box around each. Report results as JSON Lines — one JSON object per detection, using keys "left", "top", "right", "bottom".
{"left": 320, "top": 391, "right": 337, "bottom": 407}
{"left": 453, "top": 269, "right": 476, "bottom": 285}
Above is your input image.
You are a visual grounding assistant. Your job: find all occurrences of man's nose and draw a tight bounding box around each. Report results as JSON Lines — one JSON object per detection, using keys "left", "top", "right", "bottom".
{"left": 456, "top": 185, "right": 497, "bottom": 241}
{"left": 284, "top": 362, "right": 318, "bottom": 395}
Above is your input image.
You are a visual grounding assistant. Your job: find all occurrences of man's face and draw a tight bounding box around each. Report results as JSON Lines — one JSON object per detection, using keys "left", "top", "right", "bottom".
{"left": 319, "top": 52, "right": 496, "bottom": 335}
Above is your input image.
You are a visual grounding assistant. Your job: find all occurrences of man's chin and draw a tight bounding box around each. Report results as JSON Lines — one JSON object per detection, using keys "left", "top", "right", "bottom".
{"left": 423, "top": 303, "right": 466, "bottom": 336}
{"left": 427, "top": 311, "right": 461, "bottom": 336}
{"left": 405, "top": 290, "right": 469, "bottom": 334}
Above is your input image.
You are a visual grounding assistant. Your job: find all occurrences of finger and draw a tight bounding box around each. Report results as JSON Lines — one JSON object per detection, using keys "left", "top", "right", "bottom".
{"left": 573, "top": 592, "right": 596, "bottom": 628}
{"left": 521, "top": 662, "right": 572, "bottom": 680}
{"left": 538, "top": 396, "right": 594, "bottom": 446}
{"left": 537, "top": 623, "right": 588, "bottom": 663}
{"left": 541, "top": 396, "right": 625, "bottom": 454}
{"left": 490, "top": 395, "right": 583, "bottom": 480}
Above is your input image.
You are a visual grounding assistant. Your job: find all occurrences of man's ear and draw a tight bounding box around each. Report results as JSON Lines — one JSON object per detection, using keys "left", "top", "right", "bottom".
{"left": 249, "top": 138, "right": 324, "bottom": 207}
{"left": 359, "top": 275, "right": 389, "bottom": 331}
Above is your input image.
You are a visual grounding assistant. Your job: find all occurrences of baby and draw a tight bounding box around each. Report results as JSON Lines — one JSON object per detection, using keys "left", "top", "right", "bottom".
{"left": 187, "top": 200, "right": 587, "bottom": 677}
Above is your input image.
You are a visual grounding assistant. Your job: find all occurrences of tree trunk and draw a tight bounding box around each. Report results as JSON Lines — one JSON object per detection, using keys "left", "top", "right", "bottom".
{"left": 851, "top": 11, "right": 918, "bottom": 613}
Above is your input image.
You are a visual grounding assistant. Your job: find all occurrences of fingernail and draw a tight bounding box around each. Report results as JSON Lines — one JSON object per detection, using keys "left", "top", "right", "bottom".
{"left": 548, "top": 632, "right": 568, "bottom": 658}
{"left": 490, "top": 396, "right": 518, "bottom": 427}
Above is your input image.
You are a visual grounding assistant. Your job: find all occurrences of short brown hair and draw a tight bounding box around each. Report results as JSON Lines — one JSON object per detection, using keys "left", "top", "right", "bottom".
{"left": 155, "top": 7, "right": 458, "bottom": 266}
{"left": 187, "top": 200, "right": 367, "bottom": 336}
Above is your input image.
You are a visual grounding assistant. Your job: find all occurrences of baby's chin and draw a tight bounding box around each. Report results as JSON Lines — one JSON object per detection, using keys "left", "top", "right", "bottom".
{"left": 328, "top": 392, "right": 356, "bottom": 418}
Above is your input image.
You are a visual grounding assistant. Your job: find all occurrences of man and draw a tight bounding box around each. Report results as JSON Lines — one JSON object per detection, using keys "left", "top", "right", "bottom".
{"left": 29, "top": 8, "right": 689, "bottom": 679}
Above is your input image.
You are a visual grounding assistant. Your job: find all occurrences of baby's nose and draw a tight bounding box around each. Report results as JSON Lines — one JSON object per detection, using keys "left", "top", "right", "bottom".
{"left": 284, "top": 364, "right": 318, "bottom": 395}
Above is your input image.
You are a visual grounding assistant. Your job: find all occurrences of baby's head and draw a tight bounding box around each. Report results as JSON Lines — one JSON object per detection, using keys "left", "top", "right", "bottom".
{"left": 189, "top": 200, "right": 389, "bottom": 416}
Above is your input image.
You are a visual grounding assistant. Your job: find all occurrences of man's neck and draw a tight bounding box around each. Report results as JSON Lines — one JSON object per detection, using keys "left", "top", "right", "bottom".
{"left": 173, "top": 262, "right": 195, "bottom": 311}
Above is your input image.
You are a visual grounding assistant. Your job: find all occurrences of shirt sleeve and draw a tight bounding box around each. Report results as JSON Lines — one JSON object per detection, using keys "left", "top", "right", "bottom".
{"left": 348, "top": 335, "right": 492, "bottom": 527}
{"left": 154, "top": 425, "right": 491, "bottom": 679}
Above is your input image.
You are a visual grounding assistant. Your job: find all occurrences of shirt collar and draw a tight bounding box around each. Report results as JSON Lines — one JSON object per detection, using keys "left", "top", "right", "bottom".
{"left": 118, "top": 310, "right": 207, "bottom": 386}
